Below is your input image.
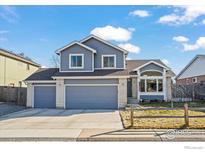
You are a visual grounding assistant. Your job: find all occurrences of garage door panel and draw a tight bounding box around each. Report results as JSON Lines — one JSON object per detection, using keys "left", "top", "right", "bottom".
{"left": 66, "top": 86, "right": 117, "bottom": 109}
{"left": 34, "top": 86, "right": 56, "bottom": 108}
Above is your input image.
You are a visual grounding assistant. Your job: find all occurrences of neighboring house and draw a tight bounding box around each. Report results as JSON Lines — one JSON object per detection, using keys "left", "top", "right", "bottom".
{"left": 25, "top": 35, "right": 175, "bottom": 109}
{"left": 176, "top": 55, "right": 205, "bottom": 85}
{"left": 0, "top": 48, "right": 40, "bottom": 87}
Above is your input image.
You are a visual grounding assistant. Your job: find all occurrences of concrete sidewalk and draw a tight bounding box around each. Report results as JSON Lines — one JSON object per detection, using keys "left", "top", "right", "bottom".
{"left": 0, "top": 109, "right": 205, "bottom": 141}
{"left": 0, "top": 128, "right": 205, "bottom": 141}
{"left": 77, "top": 129, "right": 205, "bottom": 141}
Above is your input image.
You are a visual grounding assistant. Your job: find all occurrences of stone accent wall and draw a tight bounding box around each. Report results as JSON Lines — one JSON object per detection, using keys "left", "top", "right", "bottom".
{"left": 176, "top": 75, "right": 205, "bottom": 85}
{"left": 118, "top": 78, "right": 127, "bottom": 108}
{"left": 166, "top": 77, "right": 172, "bottom": 101}
{"left": 26, "top": 83, "right": 33, "bottom": 107}
{"left": 131, "top": 77, "right": 137, "bottom": 99}
{"left": 56, "top": 79, "right": 65, "bottom": 109}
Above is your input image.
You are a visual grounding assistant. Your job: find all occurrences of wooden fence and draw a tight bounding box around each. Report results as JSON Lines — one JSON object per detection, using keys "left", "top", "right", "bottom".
{"left": 0, "top": 86, "right": 27, "bottom": 106}
{"left": 129, "top": 103, "right": 205, "bottom": 128}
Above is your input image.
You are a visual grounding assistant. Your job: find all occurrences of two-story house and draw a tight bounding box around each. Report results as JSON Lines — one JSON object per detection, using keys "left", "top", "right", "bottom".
{"left": 0, "top": 48, "right": 40, "bottom": 87}
{"left": 176, "top": 55, "right": 205, "bottom": 85}
{"left": 25, "top": 35, "right": 175, "bottom": 109}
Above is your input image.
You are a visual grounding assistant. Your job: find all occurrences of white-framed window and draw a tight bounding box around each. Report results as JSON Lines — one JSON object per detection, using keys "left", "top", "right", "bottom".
{"left": 69, "top": 54, "right": 84, "bottom": 69}
{"left": 140, "top": 78, "right": 163, "bottom": 93}
{"left": 192, "top": 77, "right": 197, "bottom": 83}
{"left": 102, "top": 55, "right": 116, "bottom": 68}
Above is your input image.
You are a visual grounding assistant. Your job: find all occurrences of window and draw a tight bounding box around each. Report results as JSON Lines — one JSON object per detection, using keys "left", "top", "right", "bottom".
{"left": 69, "top": 54, "right": 84, "bottom": 69}
{"left": 158, "top": 79, "right": 163, "bottom": 92}
{"left": 147, "top": 79, "right": 157, "bottom": 92}
{"left": 140, "top": 79, "right": 145, "bottom": 92}
{"left": 102, "top": 55, "right": 116, "bottom": 68}
{"left": 192, "top": 77, "right": 197, "bottom": 83}
{"left": 141, "top": 71, "right": 162, "bottom": 76}
{"left": 140, "top": 78, "right": 163, "bottom": 93}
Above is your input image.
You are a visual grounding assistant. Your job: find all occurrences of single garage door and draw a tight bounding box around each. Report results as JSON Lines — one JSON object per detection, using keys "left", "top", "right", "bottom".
{"left": 66, "top": 86, "right": 118, "bottom": 109}
{"left": 34, "top": 86, "right": 56, "bottom": 108}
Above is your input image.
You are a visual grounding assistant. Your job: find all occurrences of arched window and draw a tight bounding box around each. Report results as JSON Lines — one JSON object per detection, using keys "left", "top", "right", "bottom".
{"left": 141, "top": 71, "right": 162, "bottom": 76}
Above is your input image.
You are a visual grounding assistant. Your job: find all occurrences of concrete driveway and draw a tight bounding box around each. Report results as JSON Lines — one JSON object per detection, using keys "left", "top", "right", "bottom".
{"left": 0, "top": 109, "right": 123, "bottom": 140}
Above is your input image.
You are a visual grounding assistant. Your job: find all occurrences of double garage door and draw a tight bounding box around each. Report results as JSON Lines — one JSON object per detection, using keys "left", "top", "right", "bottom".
{"left": 34, "top": 84, "right": 118, "bottom": 109}
{"left": 65, "top": 85, "right": 118, "bottom": 109}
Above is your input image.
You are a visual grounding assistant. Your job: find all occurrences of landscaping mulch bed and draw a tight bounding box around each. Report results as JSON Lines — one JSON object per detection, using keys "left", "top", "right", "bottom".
{"left": 120, "top": 109, "right": 205, "bottom": 129}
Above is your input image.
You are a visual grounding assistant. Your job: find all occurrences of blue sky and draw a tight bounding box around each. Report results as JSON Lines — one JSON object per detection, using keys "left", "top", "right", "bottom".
{"left": 0, "top": 6, "right": 205, "bottom": 74}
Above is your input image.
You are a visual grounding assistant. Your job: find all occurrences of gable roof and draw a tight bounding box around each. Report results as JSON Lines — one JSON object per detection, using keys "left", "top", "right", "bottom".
{"left": 56, "top": 41, "right": 96, "bottom": 54}
{"left": 25, "top": 59, "right": 175, "bottom": 81}
{"left": 127, "top": 60, "right": 175, "bottom": 77}
{"left": 0, "top": 48, "right": 40, "bottom": 67}
{"left": 80, "top": 35, "right": 128, "bottom": 54}
{"left": 127, "top": 59, "right": 169, "bottom": 71}
{"left": 25, "top": 68, "right": 59, "bottom": 81}
{"left": 176, "top": 55, "right": 205, "bottom": 79}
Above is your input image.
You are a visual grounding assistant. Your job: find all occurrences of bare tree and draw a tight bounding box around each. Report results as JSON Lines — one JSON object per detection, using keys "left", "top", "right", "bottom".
{"left": 50, "top": 54, "right": 60, "bottom": 68}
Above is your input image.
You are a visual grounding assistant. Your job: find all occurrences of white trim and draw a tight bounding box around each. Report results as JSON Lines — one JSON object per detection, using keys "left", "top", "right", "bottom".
{"left": 25, "top": 80, "right": 56, "bottom": 83}
{"left": 56, "top": 41, "right": 96, "bottom": 54}
{"left": 65, "top": 84, "right": 118, "bottom": 86}
{"left": 92, "top": 52, "right": 94, "bottom": 72}
{"left": 80, "top": 35, "right": 128, "bottom": 54}
{"left": 101, "top": 54, "right": 116, "bottom": 69}
{"left": 124, "top": 54, "right": 126, "bottom": 69}
{"left": 33, "top": 85, "right": 56, "bottom": 87}
{"left": 140, "top": 69, "right": 163, "bottom": 74}
{"left": 133, "top": 61, "right": 169, "bottom": 71}
{"left": 140, "top": 76, "right": 163, "bottom": 79}
{"left": 140, "top": 92, "right": 164, "bottom": 95}
{"left": 69, "top": 53, "right": 84, "bottom": 69}
{"left": 94, "top": 67, "right": 124, "bottom": 70}
{"left": 59, "top": 70, "right": 94, "bottom": 72}
{"left": 139, "top": 77, "right": 164, "bottom": 93}
{"left": 192, "top": 77, "right": 197, "bottom": 83}
{"left": 52, "top": 76, "right": 129, "bottom": 79}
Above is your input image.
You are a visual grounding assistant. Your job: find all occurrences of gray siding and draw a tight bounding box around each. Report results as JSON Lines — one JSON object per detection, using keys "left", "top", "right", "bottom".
{"left": 64, "top": 79, "right": 119, "bottom": 84}
{"left": 140, "top": 63, "right": 163, "bottom": 73}
{"left": 60, "top": 44, "right": 93, "bottom": 72}
{"left": 34, "top": 86, "right": 56, "bottom": 108}
{"left": 140, "top": 95, "right": 164, "bottom": 101}
{"left": 66, "top": 86, "right": 118, "bottom": 109}
{"left": 82, "top": 38, "right": 125, "bottom": 69}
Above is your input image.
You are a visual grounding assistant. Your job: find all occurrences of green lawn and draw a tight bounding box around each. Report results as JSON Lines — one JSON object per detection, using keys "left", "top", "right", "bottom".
{"left": 120, "top": 109, "right": 205, "bottom": 129}
{"left": 139, "top": 101, "right": 205, "bottom": 108}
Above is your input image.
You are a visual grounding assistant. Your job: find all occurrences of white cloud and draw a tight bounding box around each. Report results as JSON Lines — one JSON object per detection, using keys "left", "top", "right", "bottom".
{"left": 183, "top": 37, "right": 205, "bottom": 51}
{"left": 118, "top": 43, "right": 140, "bottom": 54}
{"left": 0, "top": 6, "right": 19, "bottom": 23}
{"left": 41, "top": 65, "right": 48, "bottom": 68}
{"left": 129, "top": 10, "right": 150, "bottom": 17}
{"left": 126, "top": 57, "right": 132, "bottom": 60}
{"left": 162, "top": 59, "right": 170, "bottom": 65}
{"left": 158, "top": 6, "right": 205, "bottom": 25}
{"left": 90, "top": 25, "right": 133, "bottom": 42}
{"left": 173, "top": 36, "right": 189, "bottom": 43}
{"left": 202, "top": 19, "right": 205, "bottom": 25}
